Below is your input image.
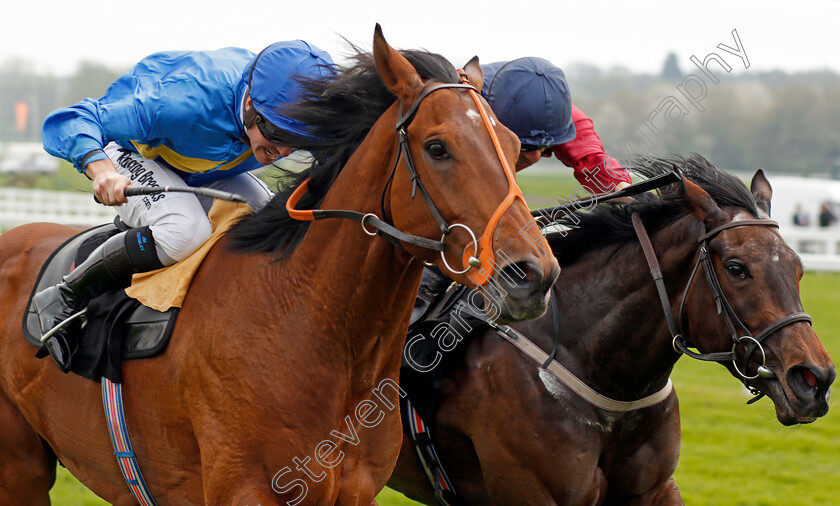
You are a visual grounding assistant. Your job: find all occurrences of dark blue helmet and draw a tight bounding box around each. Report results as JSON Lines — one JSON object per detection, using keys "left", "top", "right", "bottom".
{"left": 481, "top": 57, "right": 576, "bottom": 147}
{"left": 243, "top": 40, "right": 334, "bottom": 139}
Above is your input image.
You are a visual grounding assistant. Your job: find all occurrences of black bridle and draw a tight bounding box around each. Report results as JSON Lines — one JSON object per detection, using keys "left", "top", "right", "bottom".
{"left": 377, "top": 82, "right": 482, "bottom": 274}
{"left": 382, "top": 82, "right": 478, "bottom": 236}
{"left": 632, "top": 212, "right": 812, "bottom": 397}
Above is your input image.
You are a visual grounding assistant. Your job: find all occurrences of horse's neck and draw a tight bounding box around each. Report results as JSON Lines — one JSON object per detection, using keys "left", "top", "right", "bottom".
{"left": 281, "top": 121, "right": 422, "bottom": 367}
{"left": 553, "top": 219, "right": 698, "bottom": 399}
{"left": 291, "top": 230, "right": 421, "bottom": 360}
{"left": 210, "top": 118, "right": 422, "bottom": 378}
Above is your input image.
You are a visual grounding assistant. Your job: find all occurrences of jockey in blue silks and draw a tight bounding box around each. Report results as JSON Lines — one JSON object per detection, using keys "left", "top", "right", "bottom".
{"left": 36, "top": 40, "right": 334, "bottom": 371}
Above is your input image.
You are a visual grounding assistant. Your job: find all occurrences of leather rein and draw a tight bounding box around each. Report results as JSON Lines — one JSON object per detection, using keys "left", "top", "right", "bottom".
{"left": 459, "top": 293, "right": 674, "bottom": 412}
{"left": 460, "top": 210, "right": 810, "bottom": 411}
{"left": 631, "top": 212, "right": 812, "bottom": 399}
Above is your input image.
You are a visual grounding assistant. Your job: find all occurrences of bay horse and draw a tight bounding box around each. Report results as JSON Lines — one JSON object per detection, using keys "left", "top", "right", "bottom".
{"left": 0, "top": 26, "right": 559, "bottom": 505}
{"left": 387, "top": 155, "right": 835, "bottom": 505}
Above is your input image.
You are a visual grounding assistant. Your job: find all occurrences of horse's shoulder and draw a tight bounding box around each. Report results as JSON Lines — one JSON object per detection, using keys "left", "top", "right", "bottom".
{"left": 0, "top": 222, "right": 82, "bottom": 254}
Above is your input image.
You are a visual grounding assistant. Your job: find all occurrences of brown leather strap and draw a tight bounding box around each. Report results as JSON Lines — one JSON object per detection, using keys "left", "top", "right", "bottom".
{"left": 631, "top": 213, "right": 680, "bottom": 342}
{"left": 700, "top": 219, "right": 778, "bottom": 242}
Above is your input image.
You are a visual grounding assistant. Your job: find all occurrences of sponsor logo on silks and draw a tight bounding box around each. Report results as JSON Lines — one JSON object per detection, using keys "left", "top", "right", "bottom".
{"left": 116, "top": 150, "right": 165, "bottom": 202}
{"left": 135, "top": 232, "right": 148, "bottom": 252}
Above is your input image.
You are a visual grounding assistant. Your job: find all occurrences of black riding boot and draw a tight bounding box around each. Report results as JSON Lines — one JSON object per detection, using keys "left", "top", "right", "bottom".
{"left": 33, "top": 230, "right": 149, "bottom": 372}
{"left": 410, "top": 266, "right": 453, "bottom": 326}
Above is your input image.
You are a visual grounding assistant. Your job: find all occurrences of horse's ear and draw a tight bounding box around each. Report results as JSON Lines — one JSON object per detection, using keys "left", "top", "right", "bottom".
{"left": 680, "top": 177, "right": 728, "bottom": 229}
{"left": 462, "top": 56, "right": 483, "bottom": 92}
{"left": 750, "top": 168, "right": 773, "bottom": 218}
{"left": 372, "top": 23, "right": 423, "bottom": 100}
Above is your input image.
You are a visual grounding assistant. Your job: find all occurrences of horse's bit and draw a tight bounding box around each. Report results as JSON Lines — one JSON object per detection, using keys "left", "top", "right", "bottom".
{"left": 286, "top": 72, "right": 533, "bottom": 286}
{"left": 632, "top": 212, "right": 812, "bottom": 397}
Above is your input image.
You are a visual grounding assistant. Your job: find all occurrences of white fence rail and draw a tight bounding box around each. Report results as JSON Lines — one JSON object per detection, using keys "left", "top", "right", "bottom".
{"left": 543, "top": 222, "right": 840, "bottom": 273}
{"left": 778, "top": 227, "right": 840, "bottom": 272}
{"left": 0, "top": 187, "right": 116, "bottom": 230}
{"left": 2, "top": 187, "right": 840, "bottom": 271}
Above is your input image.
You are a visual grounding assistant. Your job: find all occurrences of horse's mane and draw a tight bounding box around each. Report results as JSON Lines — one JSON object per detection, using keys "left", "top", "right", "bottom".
{"left": 547, "top": 154, "right": 759, "bottom": 265}
{"left": 228, "top": 48, "right": 460, "bottom": 257}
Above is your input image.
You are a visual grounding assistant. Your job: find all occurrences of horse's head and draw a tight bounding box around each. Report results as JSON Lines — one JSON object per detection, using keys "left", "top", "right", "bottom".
{"left": 371, "top": 25, "right": 559, "bottom": 322}
{"left": 680, "top": 171, "right": 835, "bottom": 425}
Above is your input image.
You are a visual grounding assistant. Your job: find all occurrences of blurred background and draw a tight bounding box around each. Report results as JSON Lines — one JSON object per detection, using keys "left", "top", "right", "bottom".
{"left": 1, "top": 1, "right": 838, "bottom": 504}
{"left": 4, "top": 1, "right": 840, "bottom": 236}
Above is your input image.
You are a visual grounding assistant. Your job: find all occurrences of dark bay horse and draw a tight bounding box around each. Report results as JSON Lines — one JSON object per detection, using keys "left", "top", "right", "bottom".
{"left": 388, "top": 156, "right": 835, "bottom": 505}
{"left": 0, "top": 26, "right": 559, "bottom": 505}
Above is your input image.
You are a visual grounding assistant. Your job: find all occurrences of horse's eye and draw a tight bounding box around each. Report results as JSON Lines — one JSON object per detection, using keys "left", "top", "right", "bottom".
{"left": 725, "top": 261, "right": 749, "bottom": 279}
{"left": 426, "top": 141, "right": 449, "bottom": 160}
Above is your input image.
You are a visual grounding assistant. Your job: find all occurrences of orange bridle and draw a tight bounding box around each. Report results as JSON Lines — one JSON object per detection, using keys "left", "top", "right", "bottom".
{"left": 286, "top": 72, "right": 542, "bottom": 286}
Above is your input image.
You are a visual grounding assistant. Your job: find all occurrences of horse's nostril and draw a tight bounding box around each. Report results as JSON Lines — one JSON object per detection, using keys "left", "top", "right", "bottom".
{"left": 500, "top": 262, "right": 539, "bottom": 288}
{"left": 788, "top": 365, "right": 834, "bottom": 398}
{"left": 522, "top": 264, "right": 535, "bottom": 283}
{"left": 802, "top": 368, "right": 817, "bottom": 388}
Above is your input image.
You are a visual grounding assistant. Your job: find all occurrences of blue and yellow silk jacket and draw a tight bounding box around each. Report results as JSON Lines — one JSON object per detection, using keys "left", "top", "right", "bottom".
{"left": 43, "top": 48, "right": 266, "bottom": 186}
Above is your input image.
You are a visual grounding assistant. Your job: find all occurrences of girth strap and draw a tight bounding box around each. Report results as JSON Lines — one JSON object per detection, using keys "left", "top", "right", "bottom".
{"left": 403, "top": 396, "right": 460, "bottom": 505}
{"left": 102, "top": 377, "right": 157, "bottom": 506}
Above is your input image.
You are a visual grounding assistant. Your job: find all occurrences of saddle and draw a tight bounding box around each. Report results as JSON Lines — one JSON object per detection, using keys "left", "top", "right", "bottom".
{"left": 401, "top": 268, "right": 490, "bottom": 430}
{"left": 400, "top": 270, "right": 492, "bottom": 504}
{"left": 23, "top": 221, "right": 178, "bottom": 383}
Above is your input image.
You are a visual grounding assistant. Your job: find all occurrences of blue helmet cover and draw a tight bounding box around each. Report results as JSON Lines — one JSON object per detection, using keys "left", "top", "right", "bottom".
{"left": 482, "top": 57, "right": 576, "bottom": 146}
{"left": 243, "top": 40, "right": 334, "bottom": 137}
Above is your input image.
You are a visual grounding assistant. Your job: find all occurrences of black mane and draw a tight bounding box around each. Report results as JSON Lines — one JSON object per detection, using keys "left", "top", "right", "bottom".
{"left": 228, "top": 49, "right": 459, "bottom": 256}
{"left": 547, "top": 154, "right": 759, "bottom": 265}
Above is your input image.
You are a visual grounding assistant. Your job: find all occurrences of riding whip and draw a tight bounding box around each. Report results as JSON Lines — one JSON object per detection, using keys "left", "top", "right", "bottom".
{"left": 531, "top": 170, "right": 682, "bottom": 219}
{"left": 124, "top": 186, "right": 247, "bottom": 203}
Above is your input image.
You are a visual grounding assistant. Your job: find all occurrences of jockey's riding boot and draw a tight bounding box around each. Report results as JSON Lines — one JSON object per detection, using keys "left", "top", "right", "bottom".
{"left": 33, "top": 230, "right": 144, "bottom": 372}
{"left": 410, "top": 266, "right": 452, "bottom": 326}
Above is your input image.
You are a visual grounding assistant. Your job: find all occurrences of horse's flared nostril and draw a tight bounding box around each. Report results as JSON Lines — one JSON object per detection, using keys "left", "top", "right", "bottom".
{"left": 486, "top": 258, "right": 556, "bottom": 322}
{"left": 498, "top": 261, "right": 543, "bottom": 293}
{"left": 787, "top": 365, "right": 835, "bottom": 403}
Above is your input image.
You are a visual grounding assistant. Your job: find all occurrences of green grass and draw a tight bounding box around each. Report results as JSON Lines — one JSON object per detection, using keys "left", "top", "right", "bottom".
{"left": 48, "top": 272, "right": 840, "bottom": 504}
{"left": 50, "top": 470, "right": 109, "bottom": 505}
{"left": 38, "top": 170, "right": 840, "bottom": 503}
{"left": 49, "top": 468, "right": 422, "bottom": 505}
{"left": 673, "top": 271, "right": 840, "bottom": 504}
{"left": 517, "top": 169, "right": 582, "bottom": 210}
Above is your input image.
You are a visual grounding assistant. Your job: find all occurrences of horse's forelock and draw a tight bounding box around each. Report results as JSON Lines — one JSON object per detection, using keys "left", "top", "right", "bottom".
{"left": 228, "top": 48, "right": 458, "bottom": 258}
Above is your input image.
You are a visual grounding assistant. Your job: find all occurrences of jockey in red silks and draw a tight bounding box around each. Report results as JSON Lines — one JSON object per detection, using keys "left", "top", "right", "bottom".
{"left": 413, "top": 56, "right": 631, "bottom": 321}
{"left": 480, "top": 57, "right": 631, "bottom": 193}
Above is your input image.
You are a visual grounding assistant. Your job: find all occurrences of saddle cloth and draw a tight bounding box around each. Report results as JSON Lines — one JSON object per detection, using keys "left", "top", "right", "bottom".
{"left": 401, "top": 279, "right": 488, "bottom": 433}
{"left": 125, "top": 200, "right": 251, "bottom": 311}
{"left": 23, "top": 223, "right": 178, "bottom": 382}
{"left": 23, "top": 200, "right": 251, "bottom": 382}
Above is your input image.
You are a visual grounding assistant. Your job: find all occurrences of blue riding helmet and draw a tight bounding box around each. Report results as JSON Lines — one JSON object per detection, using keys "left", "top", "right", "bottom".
{"left": 243, "top": 40, "right": 334, "bottom": 139}
{"left": 481, "top": 57, "right": 576, "bottom": 147}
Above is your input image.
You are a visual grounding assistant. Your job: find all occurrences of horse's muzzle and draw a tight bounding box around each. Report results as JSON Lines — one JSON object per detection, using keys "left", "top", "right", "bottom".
{"left": 785, "top": 364, "right": 835, "bottom": 419}
{"left": 491, "top": 260, "right": 560, "bottom": 323}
